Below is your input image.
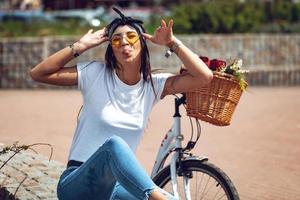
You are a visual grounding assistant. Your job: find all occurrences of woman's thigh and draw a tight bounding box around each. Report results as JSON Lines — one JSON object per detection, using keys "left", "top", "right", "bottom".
{"left": 57, "top": 151, "right": 116, "bottom": 200}
{"left": 57, "top": 135, "right": 156, "bottom": 200}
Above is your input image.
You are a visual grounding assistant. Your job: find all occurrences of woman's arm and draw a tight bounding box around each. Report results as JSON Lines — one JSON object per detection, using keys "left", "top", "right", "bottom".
{"left": 162, "top": 36, "right": 213, "bottom": 96}
{"left": 143, "top": 20, "right": 213, "bottom": 97}
{"left": 30, "top": 28, "right": 108, "bottom": 86}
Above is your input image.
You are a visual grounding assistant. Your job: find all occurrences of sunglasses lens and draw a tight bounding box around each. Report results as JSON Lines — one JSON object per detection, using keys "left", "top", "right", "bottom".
{"left": 111, "top": 32, "right": 139, "bottom": 48}
{"left": 111, "top": 36, "right": 122, "bottom": 48}
{"left": 126, "top": 32, "right": 139, "bottom": 45}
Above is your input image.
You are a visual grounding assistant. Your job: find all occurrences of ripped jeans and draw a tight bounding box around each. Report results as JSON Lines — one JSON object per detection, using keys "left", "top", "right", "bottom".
{"left": 56, "top": 135, "right": 158, "bottom": 200}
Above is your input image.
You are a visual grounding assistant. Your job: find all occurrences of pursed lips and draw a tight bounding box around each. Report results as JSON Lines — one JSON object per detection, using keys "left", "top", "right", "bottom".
{"left": 122, "top": 47, "right": 133, "bottom": 56}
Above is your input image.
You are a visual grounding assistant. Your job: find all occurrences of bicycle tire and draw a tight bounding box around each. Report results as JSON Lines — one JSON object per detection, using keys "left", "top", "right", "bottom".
{"left": 153, "top": 159, "right": 240, "bottom": 200}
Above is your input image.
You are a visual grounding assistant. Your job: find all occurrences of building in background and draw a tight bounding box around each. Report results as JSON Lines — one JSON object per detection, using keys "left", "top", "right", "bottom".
{"left": 0, "top": 0, "right": 42, "bottom": 11}
{"left": 20, "top": 0, "right": 42, "bottom": 10}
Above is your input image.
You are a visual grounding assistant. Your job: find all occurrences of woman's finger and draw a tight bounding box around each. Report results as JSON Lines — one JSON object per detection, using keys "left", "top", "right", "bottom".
{"left": 142, "top": 33, "right": 153, "bottom": 40}
{"left": 95, "top": 30, "right": 106, "bottom": 37}
{"left": 88, "top": 29, "right": 93, "bottom": 34}
{"left": 161, "top": 19, "right": 167, "bottom": 28}
{"left": 101, "top": 37, "right": 109, "bottom": 42}
{"left": 94, "top": 29, "right": 102, "bottom": 34}
{"left": 168, "top": 19, "right": 174, "bottom": 30}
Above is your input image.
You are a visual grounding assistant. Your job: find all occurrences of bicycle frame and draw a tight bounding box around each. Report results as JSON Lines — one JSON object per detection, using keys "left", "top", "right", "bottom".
{"left": 150, "top": 95, "right": 206, "bottom": 199}
{"left": 150, "top": 95, "right": 239, "bottom": 200}
{"left": 151, "top": 117, "right": 181, "bottom": 177}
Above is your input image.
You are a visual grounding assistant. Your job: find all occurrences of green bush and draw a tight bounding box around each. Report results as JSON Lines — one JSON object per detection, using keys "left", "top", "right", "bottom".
{"left": 0, "top": 19, "right": 93, "bottom": 37}
{"left": 170, "top": 0, "right": 300, "bottom": 34}
{"left": 1, "top": 0, "right": 299, "bottom": 37}
{"left": 171, "top": 5, "right": 193, "bottom": 33}
{"left": 291, "top": 3, "right": 300, "bottom": 22}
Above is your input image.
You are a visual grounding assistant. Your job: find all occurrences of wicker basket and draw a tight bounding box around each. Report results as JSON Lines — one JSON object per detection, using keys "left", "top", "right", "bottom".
{"left": 186, "top": 72, "right": 247, "bottom": 126}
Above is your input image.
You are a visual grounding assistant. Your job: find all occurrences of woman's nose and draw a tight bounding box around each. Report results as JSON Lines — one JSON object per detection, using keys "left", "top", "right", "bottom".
{"left": 121, "top": 36, "right": 129, "bottom": 46}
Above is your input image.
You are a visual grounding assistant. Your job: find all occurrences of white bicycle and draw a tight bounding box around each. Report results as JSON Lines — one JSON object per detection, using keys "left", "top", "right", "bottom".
{"left": 151, "top": 94, "right": 240, "bottom": 200}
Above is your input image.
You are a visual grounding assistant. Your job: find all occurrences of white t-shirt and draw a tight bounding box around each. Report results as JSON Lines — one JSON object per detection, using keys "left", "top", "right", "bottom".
{"left": 68, "top": 61, "right": 172, "bottom": 162}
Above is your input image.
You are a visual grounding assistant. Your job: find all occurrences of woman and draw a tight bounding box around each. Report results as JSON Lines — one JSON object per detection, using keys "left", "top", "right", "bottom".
{"left": 30, "top": 7, "right": 212, "bottom": 200}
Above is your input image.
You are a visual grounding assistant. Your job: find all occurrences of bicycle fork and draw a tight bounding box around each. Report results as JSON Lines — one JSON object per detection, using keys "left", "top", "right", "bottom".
{"left": 170, "top": 152, "right": 192, "bottom": 200}
{"left": 170, "top": 96, "right": 193, "bottom": 200}
{"left": 170, "top": 153, "right": 179, "bottom": 199}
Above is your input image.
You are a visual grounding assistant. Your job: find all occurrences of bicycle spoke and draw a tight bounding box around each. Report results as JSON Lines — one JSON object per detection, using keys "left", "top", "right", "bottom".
{"left": 199, "top": 175, "right": 211, "bottom": 200}
{"left": 216, "top": 194, "right": 227, "bottom": 200}
{"left": 198, "top": 172, "right": 205, "bottom": 198}
{"left": 155, "top": 160, "right": 239, "bottom": 200}
{"left": 212, "top": 185, "right": 222, "bottom": 200}
{"left": 205, "top": 175, "right": 229, "bottom": 200}
{"left": 195, "top": 170, "right": 199, "bottom": 199}
{"left": 205, "top": 179, "right": 222, "bottom": 199}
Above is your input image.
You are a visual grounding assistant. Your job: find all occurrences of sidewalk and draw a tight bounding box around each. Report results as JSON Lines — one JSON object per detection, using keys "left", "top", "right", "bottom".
{"left": 0, "top": 87, "right": 299, "bottom": 199}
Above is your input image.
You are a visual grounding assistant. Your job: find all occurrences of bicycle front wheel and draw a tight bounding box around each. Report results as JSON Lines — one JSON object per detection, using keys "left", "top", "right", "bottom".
{"left": 153, "top": 159, "right": 239, "bottom": 200}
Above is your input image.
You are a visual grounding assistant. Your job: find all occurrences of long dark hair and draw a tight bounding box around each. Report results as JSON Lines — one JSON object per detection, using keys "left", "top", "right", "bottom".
{"left": 104, "top": 8, "right": 157, "bottom": 99}
{"left": 105, "top": 28, "right": 151, "bottom": 80}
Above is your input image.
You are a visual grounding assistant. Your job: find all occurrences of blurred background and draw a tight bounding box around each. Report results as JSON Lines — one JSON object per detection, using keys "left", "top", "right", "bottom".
{"left": 0, "top": 0, "right": 300, "bottom": 200}
{"left": 1, "top": 0, "right": 300, "bottom": 88}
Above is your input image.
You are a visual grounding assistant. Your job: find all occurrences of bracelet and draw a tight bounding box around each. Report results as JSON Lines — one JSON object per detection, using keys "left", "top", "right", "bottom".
{"left": 165, "top": 39, "right": 182, "bottom": 58}
{"left": 69, "top": 44, "right": 80, "bottom": 58}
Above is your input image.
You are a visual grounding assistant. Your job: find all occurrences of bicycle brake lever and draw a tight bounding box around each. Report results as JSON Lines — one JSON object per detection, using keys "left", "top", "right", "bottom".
{"left": 184, "top": 141, "right": 195, "bottom": 151}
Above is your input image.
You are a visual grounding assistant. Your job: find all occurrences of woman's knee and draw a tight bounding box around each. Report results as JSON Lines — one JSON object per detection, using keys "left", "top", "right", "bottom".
{"left": 103, "top": 135, "right": 130, "bottom": 154}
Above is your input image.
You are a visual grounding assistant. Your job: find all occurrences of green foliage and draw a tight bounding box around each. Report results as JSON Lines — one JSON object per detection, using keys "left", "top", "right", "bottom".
{"left": 171, "top": 5, "right": 194, "bottom": 33}
{"left": 269, "top": 0, "right": 293, "bottom": 22}
{"left": 1, "top": 0, "right": 299, "bottom": 37}
{"left": 0, "top": 19, "right": 94, "bottom": 37}
{"left": 222, "top": 59, "right": 248, "bottom": 91}
{"left": 234, "top": 1, "right": 264, "bottom": 33}
{"left": 145, "top": 14, "right": 164, "bottom": 34}
{"left": 170, "top": 0, "right": 300, "bottom": 34}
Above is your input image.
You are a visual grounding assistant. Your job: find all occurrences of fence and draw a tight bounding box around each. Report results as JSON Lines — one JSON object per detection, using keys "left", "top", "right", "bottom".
{"left": 0, "top": 34, "right": 300, "bottom": 89}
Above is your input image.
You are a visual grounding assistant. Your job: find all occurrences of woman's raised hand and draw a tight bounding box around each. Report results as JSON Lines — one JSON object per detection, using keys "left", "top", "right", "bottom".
{"left": 142, "top": 19, "right": 174, "bottom": 46}
{"left": 76, "top": 27, "right": 109, "bottom": 52}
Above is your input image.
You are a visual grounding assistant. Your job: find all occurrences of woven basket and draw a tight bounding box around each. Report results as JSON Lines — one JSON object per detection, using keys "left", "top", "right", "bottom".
{"left": 186, "top": 72, "right": 247, "bottom": 126}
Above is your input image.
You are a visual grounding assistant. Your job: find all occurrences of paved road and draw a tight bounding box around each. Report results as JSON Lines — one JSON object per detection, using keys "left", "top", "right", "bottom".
{"left": 0, "top": 87, "right": 299, "bottom": 199}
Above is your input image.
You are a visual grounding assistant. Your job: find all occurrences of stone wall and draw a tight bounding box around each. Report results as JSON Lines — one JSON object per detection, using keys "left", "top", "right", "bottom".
{"left": 0, "top": 151, "right": 65, "bottom": 199}
{"left": 1, "top": 34, "right": 300, "bottom": 89}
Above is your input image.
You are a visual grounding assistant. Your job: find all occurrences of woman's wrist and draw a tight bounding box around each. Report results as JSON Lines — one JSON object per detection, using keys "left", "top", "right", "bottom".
{"left": 73, "top": 41, "right": 88, "bottom": 54}
{"left": 164, "top": 37, "right": 182, "bottom": 58}
{"left": 166, "top": 36, "right": 177, "bottom": 48}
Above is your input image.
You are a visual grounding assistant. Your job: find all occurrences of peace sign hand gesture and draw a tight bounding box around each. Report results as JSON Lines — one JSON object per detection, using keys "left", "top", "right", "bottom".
{"left": 142, "top": 19, "right": 175, "bottom": 46}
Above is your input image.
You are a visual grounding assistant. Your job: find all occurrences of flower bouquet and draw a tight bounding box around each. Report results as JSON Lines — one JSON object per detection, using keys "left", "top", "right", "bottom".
{"left": 200, "top": 56, "right": 248, "bottom": 91}
{"left": 184, "top": 56, "right": 249, "bottom": 126}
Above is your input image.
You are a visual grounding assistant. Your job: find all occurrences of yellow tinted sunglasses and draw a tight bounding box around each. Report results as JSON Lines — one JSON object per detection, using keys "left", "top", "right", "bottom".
{"left": 110, "top": 31, "right": 140, "bottom": 48}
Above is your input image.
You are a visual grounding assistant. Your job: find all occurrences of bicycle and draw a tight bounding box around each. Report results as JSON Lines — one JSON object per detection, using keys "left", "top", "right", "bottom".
{"left": 150, "top": 94, "right": 240, "bottom": 200}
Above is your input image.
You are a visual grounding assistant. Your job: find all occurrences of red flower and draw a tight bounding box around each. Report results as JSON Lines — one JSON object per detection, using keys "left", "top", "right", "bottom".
{"left": 181, "top": 56, "right": 226, "bottom": 73}
{"left": 199, "top": 56, "right": 210, "bottom": 68}
{"left": 209, "top": 59, "right": 226, "bottom": 71}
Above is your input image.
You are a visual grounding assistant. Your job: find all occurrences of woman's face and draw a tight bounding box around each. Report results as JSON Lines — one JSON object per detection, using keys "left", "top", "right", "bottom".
{"left": 110, "top": 25, "right": 142, "bottom": 66}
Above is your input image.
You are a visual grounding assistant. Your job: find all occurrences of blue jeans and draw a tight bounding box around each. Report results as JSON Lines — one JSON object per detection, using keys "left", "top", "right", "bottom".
{"left": 57, "top": 135, "right": 157, "bottom": 200}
